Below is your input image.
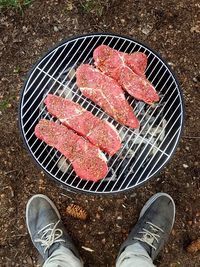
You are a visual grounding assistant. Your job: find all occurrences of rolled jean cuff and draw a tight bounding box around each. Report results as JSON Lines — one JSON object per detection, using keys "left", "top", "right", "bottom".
{"left": 116, "top": 243, "right": 156, "bottom": 267}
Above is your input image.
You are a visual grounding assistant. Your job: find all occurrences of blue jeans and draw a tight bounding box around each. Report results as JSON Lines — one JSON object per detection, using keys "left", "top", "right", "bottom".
{"left": 43, "top": 243, "right": 155, "bottom": 267}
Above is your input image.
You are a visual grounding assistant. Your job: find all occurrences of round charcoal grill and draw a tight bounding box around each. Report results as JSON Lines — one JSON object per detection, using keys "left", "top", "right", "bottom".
{"left": 19, "top": 33, "right": 184, "bottom": 194}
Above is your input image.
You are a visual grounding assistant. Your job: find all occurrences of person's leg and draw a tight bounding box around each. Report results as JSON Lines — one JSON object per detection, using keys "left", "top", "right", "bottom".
{"left": 43, "top": 246, "right": 83, "bottom": 267}
{"left": 116, "top": 193, "right": 175, "bottom": 267}
{"left": 116, "top": 243, "right": 155, "bottom": 267}
{"left": 26, "top": 194, "right": 83, "bottom": 267}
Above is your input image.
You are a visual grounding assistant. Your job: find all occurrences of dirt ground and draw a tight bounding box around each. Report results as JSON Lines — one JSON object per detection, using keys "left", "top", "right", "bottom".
{"left": 0, "top": 0, "right": 200, "bottom": 266}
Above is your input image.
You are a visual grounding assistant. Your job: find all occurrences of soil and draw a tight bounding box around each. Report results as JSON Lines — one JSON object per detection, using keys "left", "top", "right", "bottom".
{"left": 0, "top": 0, "right": 200, "bottom": 266}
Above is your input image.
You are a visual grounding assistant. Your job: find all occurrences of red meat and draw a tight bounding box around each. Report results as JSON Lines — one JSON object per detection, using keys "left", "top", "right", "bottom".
{"left": 44, "top": 94, "right": 121, "bottom": 155}
{"left": 119, "top": 51, "right": 147, "bottom": 77}
{"left": 76, "top": 64, "right": 139, "bottom": 129}
{"left": 93, "top": 45, "right": 159, "bottom": 104}
{"left": 35, "top": 119, "right": 108, "bottom": 181}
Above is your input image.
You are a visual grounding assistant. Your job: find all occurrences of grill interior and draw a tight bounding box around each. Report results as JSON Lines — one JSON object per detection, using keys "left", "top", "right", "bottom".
{"left": 19, "top": 33, "right": 184, "bottom": 194}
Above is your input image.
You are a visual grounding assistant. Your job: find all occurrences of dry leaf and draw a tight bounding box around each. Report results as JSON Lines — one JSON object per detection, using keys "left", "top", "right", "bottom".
{"left": 190, "top": 25, "right": 200, "bottom": 33}
{"left": 187, "top": 238, "right": 200, "bottom": 253}
{"left": 66, "top": 1, "right": 73, "bottom": 11}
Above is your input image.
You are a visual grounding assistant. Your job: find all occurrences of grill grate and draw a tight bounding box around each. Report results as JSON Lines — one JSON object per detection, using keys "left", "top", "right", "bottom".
{"left": 19, "top": 33, "right": 184, "bottom": 194}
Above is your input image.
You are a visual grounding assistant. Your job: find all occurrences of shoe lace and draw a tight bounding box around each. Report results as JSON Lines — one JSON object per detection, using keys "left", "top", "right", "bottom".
{"left": 134, "top": 221, "right": 164, "bottom": 250}
{"left": 34, "top": 220, "right": 65, "bottom": 253}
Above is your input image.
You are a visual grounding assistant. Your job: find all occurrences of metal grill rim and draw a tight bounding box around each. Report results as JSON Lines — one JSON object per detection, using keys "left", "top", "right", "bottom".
{"left": 19, "top": 33, "right": 184, "bottom": 194}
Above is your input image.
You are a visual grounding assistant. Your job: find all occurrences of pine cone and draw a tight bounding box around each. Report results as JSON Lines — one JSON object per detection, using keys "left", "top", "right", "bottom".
{"left": 66, "top": 204, "right": 87, "bottom": 220}
{"left": 187, "top": 238, "right": 200, "bottom": 253}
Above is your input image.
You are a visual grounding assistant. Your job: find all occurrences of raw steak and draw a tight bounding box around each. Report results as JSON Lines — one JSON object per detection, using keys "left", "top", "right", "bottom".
{"left": 93, "top": 45, "right": 159, "bottom": 104}
{"left": 76, "top": 64, "right": 139, "bottom": 128}
{"left": 44, "top": 94, "right": 121, "bottom": 155}
{"left": 119, "top": 51, "right": 147, "bottom": 77}
{"left": 35, "top": 119, "right": 108, "bottom": 181}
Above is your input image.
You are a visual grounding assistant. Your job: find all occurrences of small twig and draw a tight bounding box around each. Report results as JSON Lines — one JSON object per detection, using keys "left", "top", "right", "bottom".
{"left": 11, "top": 234, "right": 28, "bottom": 238}
{"left": 16, "top": 170, "right": 23, "bottom": 179}
{"left": 14, "top": 251, "right": 19, "bottom": 258}
{"left": 183, "top": 136, "right": 200, "bottom": 139}
{"left": 60, "top": 193, "right": 72, "bottom": 199}
{"left": 5, "top": 170, "right": 18, "bottom": 175}
{"left": 81, "top": 246, "right": 94, "bottom": 252}
{"left": 3, "top": 185, "right": 14, "bottom": 197}
{"left": 92, "top": 24, "right": 105, "bottom": 32}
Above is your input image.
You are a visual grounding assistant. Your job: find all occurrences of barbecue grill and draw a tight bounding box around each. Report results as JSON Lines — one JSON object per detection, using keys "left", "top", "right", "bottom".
{"left": 19, "top": 33, "right": 184, "bottom": 194}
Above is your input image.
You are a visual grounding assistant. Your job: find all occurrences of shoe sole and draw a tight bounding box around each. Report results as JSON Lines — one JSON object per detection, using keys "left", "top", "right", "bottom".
{"left": 139, "top": 192, "right": 176, "bottom": 230}
{"left": 26, "top": 194, "right": 61, "bottom": 239}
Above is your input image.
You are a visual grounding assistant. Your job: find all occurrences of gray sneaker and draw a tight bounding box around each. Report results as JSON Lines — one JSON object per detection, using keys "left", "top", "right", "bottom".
{"left": 117, "top": 193, "right": 175, "bottom": 261}
{"left": 26, "top": 194, "right": 81, "bottom": 261}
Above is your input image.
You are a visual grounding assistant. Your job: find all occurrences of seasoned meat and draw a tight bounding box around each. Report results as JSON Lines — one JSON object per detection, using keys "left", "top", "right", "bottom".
{"left": 44, "top": 94, "right": 121, "bottom": 155}
{"left": 93, "top": 45, "right": 159, "bottom": 104}
{"left": 35, "top": 119, "right": 108, "bottom": 181}
{"left": 76, "top": 64, "right": 139, "bottom": 128}
{"left": 119, "top": 51, "right": 147, "bottom": 77}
